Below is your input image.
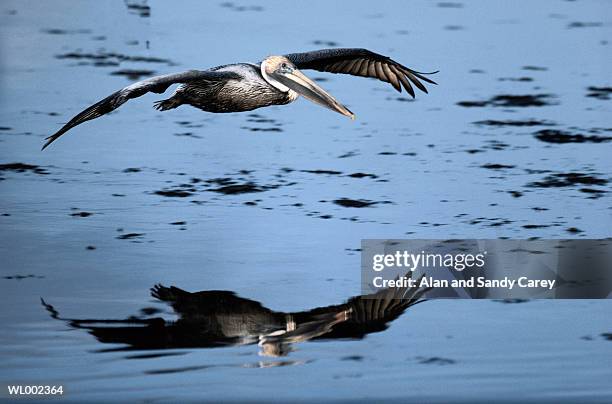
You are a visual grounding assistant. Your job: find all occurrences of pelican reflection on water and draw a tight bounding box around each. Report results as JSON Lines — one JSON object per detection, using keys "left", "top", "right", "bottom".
{"left": 43, "top": 48, "right": 437, "bottom": 149}
{"left": 42, "top": 274, "right": 428, "bottom": 357}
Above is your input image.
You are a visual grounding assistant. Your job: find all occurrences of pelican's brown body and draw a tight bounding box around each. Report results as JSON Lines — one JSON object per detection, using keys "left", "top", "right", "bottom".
{"left": 155, "top": 63, "right": 297, "bottom": 113}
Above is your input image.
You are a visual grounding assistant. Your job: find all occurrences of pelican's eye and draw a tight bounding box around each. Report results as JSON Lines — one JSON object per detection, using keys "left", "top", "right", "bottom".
{"left": 280, "top": 62, "right": 292, "bottom": 72}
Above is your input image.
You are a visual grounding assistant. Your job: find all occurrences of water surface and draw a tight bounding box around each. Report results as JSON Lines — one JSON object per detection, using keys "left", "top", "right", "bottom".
{"left": 1, "top": 0, "right": 611, "bottom": 402}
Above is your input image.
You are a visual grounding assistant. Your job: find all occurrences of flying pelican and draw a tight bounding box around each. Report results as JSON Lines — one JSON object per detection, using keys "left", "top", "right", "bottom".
{"left": 42, "top": 48, "right": 437, "bottom": 150}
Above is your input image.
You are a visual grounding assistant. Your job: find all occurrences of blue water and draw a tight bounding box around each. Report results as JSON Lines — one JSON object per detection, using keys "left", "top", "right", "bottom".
{"left": 1, "top": 0, "right": 611, "bottom": 402}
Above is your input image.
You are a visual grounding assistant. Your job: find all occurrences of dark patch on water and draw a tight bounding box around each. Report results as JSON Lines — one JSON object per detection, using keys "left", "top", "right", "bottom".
{"left": 586, "top": 86, "right": 612, "bottom": 100}
{"left": 457, "top": 94, "right": 554, "bottom": 108}
{"left": 175, "top": 120, "right": 204, "bottom": 128}
{"left": 246, "top": 117, "right": 276, "bottom": 124}
{"left": 170, "top": 221, "right": 186, "bottom": 226}
{"left": 444, "top": 25, "right": 464, "bottom": 31}
{"left": 484, "top": 140, "right": 510, "bottom": 151}
{"left": 333, "top": 198, "right": 390, "bottom": 208}
{"left": 312, "top": 40, "right": 339, "bottom": 47}
{"left": 0, "top": 127, "right": 12, "bottom": 131}
{"left": 244, "top": 115, "right": 282, "bottom": 132}
{"left": 174, "top": 132, "right": 203, "bottom": 139}
{"left": 301, "top": 169, "right": 342, "bottom": 175}
{"left": 111, "top": 69, "right": 155, "bottom": 80}
{"left": 241, "top": 126, "right": 283, "bottom": 132}
{"left": 528, "top": 173, "right": 608, "bottom": 188}
{"left": 86, "top": 246, "right": 96, "bottom": 250}
{"left": 155, "top": 189, "right": 195, "bottom": 198}
{"left": 70, "top": 211, "right": 93, "bottom": 218}
{"left": 474, "top": 119, "right": 554, "bottom": 127}
{"left": 56, "top": 51, "right": 175, "bottom": 66}
{"left": 465, "top": 149, "right": 484, "bottom": 154}
{"left": 338, "top": 151, "right": 359, "bottom": 159}
{"left": 579, "top": 188, "right": 606, "bottom": 199}
{"left": 378, "top": 151, "right": 397, "bottom": 155}
{"left": 416, "top": 357, "right": 456, "bottom": 365}
{"left": 481, "top": 163, "right": 515, "bottom": 170}
{"left": 209, "top": 183, "right": 263, "bottom": 195}
{"left": 123, "top": 167, "right": 141, "bottom": 173}
{"left": 347, "top": 173, "right": 378, "bottom": 179}
{"left": 508, "top": 191, "right": 523, "bottom": 198}
{"left": 534, "top": 129, "right": 612, "bottom": 144}
{"left": 567, "top": 21, "right": 603, "bottom": 29}
{"left": 3, "top": 274, "right": 45, "bottom": 280}
{"left": 499, "top": 77, "right": 533, "bottom": 82}
{"left": 41, "top": 28, "right": 92, "bottom": 35}
{"left": 488, "top": 219, "right": 514, "bottom": 227}
{"left": 601, "top": 333, "right": 612, "bottom": 341}
{"left": 436, "top": 2, "right": 463, "bottom": 7}
{"left": 522, "top": 66, "right": 548, "bottom": 71}
{"left": 465, "top": 217, "right": 514, "bottom": 227}
{"left": 194, "top": 176, "right": 293, "bottom": 195}
{"left": 29, "top": 110, "right": 60, "bottom": 117}
{"left": 341, "top": 355, "right": 364, "bottom": 361}
{"left": 219, "top": 2, "right": 263, "bottom": 12}
{"left": 0, "top": 163, "right": 49, "bottom": 175}
{"left": 116, "top": 233, "right": 145, "bottom": 240}
{"left": 566, "top": 227, "right": 583, "bottom": 234}
{"left": 522, "top": 224, "right": 550, "bottom": 229}
{"left": 524, "top": 169, "right": 552, "bottom": 175}
{"left": 125, "top": 1, "right": 150, "bottom": 17}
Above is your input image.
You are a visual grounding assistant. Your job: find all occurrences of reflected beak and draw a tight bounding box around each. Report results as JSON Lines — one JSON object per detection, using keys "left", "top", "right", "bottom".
{"left": 272, "top": 69, "right": 355, "bottom": 120}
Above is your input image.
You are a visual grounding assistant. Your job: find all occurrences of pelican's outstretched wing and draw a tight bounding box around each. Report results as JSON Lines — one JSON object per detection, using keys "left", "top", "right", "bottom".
{"left": 42, "top": 70, "right": 240, "bottom": 150}
{"left": 285, "top": 48, "right": 437, "bottom": 97}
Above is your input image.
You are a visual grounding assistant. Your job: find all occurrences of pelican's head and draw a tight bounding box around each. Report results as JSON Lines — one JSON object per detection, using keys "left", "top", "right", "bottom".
{"left": 261, "top": 56, "right": 355, "bottom": 119}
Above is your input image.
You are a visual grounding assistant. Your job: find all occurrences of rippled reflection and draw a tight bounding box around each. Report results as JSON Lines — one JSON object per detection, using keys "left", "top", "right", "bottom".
{"left": 42, "top": 277, "right": 428, "bottom": 357}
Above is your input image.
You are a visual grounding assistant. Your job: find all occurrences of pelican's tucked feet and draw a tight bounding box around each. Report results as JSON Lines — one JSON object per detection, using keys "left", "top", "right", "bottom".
{"left": 153, "top": 98, "right": 181, "bottom": 111}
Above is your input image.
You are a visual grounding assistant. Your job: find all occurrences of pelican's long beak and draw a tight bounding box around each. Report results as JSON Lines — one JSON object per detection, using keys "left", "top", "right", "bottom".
{"left": 272, "top": 69, "right": 355, "bottom": 119}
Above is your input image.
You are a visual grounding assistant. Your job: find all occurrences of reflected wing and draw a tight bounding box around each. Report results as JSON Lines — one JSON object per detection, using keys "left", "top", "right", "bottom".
{"left": 285, "top": 48, "right": 437, "bottom": 97}
{"left": 292, "top": 274, "right": 430, "bottom": 339}
{"left": 42, "top": 70, "right": 240, "bottom": 150}
{"left": 341, "top": 274, "right": 429, "bottom": 326}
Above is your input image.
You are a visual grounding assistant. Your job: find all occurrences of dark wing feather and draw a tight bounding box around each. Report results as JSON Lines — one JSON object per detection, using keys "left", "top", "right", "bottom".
{"left": 42, "top": 70, "right": 239, "bottom": 150}
{"left": 285, "top": 48, "right": 437, "bottom": 96}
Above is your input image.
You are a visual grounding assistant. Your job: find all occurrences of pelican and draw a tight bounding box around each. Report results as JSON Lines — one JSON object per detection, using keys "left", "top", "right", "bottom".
{"left": 42, "top": 48, "right": 437, "bottom": 150}
{"left": 41, "top": 272, "right": 429, "bottom": 357}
